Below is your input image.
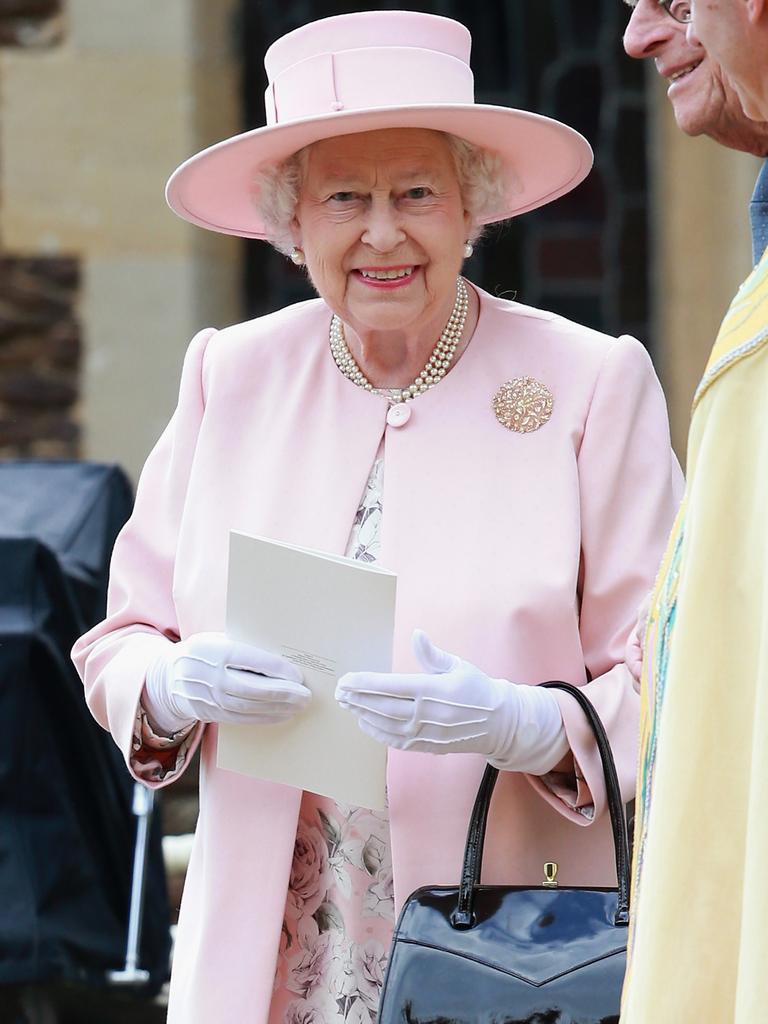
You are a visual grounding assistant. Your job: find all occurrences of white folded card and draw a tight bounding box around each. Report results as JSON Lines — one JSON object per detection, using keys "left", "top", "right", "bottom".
{"left": 217, "top": 530, "right": 397, "bottom": 810}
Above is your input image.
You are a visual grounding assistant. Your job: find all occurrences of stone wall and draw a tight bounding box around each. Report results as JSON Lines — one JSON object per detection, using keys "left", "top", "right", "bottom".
{"left": 0, "top": 1, "right": 81, "bottom": 462}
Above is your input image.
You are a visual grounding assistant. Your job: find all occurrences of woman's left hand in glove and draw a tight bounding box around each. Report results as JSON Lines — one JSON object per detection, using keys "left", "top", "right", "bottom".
{"left": 335, "top": 630, "right": 569, "bottom": 774}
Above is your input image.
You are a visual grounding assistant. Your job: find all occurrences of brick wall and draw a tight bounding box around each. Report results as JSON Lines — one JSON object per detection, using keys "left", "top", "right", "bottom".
{"left": 0, "top": 0, "right": 81, "bottom": 461}
{"left": 0, "top": 0, "right": 63, "bottom": 47}
{"left": 0, "top": 258, "right": 80, "bottom": 458}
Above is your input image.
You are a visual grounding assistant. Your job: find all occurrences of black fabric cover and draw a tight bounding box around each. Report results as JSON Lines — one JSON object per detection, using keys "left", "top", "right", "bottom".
{"left": 0, "top": 461, "right": 170, "bottom": 993}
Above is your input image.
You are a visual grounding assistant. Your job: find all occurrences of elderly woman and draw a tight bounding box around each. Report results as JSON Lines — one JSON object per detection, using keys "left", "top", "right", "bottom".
{"left": 73, "top": 10, "right": 682, "bottom": 1024}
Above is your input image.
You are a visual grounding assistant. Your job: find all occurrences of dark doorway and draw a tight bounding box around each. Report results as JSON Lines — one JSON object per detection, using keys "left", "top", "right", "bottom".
{"left": 240, "top": 1, "right": 649, "bottom": 349}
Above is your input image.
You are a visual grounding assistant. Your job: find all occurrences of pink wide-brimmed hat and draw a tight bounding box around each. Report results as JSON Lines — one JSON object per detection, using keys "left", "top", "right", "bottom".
{"left": 166, "top": 10, "right": 593, "bottom": 239}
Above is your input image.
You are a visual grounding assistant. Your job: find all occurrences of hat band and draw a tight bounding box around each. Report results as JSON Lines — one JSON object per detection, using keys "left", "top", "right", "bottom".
{"left": 265, "top": 47, "right": 475, "bottom": 126}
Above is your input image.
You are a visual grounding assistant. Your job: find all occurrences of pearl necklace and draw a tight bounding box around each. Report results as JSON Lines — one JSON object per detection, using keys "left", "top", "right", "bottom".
{"left": 329, "top": 277, "right": 469, "bottom": 405}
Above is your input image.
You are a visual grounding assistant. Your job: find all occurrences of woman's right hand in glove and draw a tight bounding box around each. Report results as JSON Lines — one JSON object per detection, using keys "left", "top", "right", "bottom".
{"left": 142, "top": 631, "right": 311, "bottom": 736}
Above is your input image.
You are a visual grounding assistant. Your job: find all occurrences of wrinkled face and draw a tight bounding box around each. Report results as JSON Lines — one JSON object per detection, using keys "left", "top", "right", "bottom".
{"left": 292, "top": 128, "right": 471, "bottom": 337}
{"left": 688, "top": 0, "right": 767, "bottom": 122}
{"left": 623, "top": 0, "right": 758, "bottom": 145}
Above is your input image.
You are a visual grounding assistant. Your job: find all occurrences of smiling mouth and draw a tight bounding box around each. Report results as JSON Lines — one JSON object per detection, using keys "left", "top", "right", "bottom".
{"left": 669, "top": 60, "right": 702, "bottom": 82}
{"left": 357, "top": 266, "right": 415, "bottom": 281}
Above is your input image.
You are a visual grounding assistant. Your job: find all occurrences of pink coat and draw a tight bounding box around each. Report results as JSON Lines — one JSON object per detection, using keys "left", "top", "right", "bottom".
{"left": 73, "top": 286, "right": 682, "bottom": 1023}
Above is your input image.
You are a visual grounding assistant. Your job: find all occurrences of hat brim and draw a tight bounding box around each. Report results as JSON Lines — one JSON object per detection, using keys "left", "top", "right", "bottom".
{"left": 165, "top": 103, "right": 593, "bottom": 239}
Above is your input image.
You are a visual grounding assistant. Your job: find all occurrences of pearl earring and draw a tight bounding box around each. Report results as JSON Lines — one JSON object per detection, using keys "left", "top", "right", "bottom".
{"left": 463, "top": 241, "right": 474, "bottom": 259}
{"left": 290, "top": 247, "right": 305, "bottom": 266}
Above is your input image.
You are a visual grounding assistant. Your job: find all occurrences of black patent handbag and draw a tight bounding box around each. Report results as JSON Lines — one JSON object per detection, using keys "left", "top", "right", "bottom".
{"left": 378, "top": 682, "right": 630, "bottom": 1024}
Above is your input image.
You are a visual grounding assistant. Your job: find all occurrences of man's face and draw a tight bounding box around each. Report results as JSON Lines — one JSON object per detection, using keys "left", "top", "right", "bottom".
{"left": 688, "top": 0, "right": 767, "bottom": 122}
{"left": 623, "top": 0, "right": 768, "bottom": 152}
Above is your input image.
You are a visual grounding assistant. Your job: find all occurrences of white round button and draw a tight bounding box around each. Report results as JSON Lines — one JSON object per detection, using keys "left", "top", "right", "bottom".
{"left": 386, "top": 403, "right": 412, "bottom": 427}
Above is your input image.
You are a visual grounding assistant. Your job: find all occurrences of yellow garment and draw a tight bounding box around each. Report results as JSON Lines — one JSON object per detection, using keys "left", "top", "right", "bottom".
{"left": 622, "top": 251, "right": 768, "bottom": 1021}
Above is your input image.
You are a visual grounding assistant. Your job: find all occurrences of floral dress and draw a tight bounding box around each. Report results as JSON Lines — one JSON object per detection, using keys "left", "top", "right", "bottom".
{"left": 268, "top": 455, "right": 395, "bottom": 1024}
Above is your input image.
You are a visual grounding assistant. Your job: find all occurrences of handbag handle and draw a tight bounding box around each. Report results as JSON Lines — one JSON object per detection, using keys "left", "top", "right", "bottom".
{"left": 450, "top": 681, "right": 631, "bottom": 929}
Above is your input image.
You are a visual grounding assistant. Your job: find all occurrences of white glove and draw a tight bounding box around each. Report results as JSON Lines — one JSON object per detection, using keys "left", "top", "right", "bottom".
{"left": 335, "top": 630, "right": 568, "bottom": 774}
{"left": 142, "top": 631, "right": 311, "bottom": 735}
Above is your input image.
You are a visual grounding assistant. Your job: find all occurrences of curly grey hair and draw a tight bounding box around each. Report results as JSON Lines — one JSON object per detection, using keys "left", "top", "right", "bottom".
{"left": 254, "top": 133, "right": 507, "bottom": 255}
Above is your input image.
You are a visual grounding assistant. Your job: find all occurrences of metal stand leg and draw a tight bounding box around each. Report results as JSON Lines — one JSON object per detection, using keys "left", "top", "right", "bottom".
{"left": 108, "top": 782, "right": 154, "bottom": 986}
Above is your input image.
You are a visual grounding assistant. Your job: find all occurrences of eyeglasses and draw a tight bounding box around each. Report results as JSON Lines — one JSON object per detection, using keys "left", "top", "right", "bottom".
{"left": 658, "top": 0, "right": 692, "bottom": 23}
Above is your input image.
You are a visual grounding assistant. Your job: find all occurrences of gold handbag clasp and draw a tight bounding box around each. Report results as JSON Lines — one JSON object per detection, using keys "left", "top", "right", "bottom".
{"left": 543, "top": 862, "right": 559, "bottom": 888}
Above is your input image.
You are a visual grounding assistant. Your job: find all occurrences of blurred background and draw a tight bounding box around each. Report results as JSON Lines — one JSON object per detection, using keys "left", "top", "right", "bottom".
{"left": 0, "top": 1, "right": 760, "bottom": 1020}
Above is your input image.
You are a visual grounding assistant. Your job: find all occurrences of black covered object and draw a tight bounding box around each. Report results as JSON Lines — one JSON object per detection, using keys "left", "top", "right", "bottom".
{"left": 378, "top": 682, "right": 629, "bottom": 1024}
{"left": 0, "top": 461, "right": 170, "bottom": 992}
